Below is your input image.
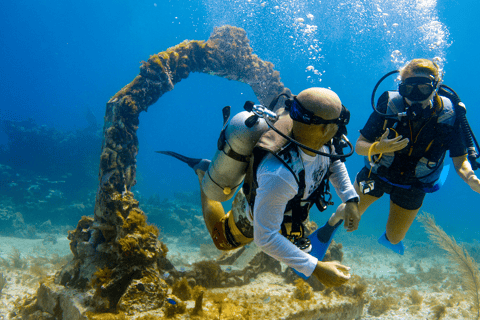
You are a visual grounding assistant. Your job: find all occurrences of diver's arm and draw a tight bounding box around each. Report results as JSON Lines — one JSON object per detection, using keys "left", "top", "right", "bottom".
{"left": 453, "top": 155, "right": 480, "bottom": 193}
{"left": 356, "top": 131, "right": 409, "bottom": 156}
{"left": 329, "top": 160, "right": 360, "bottom": 231}
{"left": 253, "top": 161, "right": 318, "bottom": 277}
{"left": 329, "top": 160, "right": 358, "bottom": 201}
{"left": 254, "top": 175, "right": 352, "bottom": 285}
{"left": 355, "top": 134, "right": 375, "bottom": 156}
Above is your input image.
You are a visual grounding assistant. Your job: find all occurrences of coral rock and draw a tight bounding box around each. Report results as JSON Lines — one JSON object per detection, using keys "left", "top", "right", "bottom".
{"left": 117, "top": 273, "right": 168, "bottom": 314}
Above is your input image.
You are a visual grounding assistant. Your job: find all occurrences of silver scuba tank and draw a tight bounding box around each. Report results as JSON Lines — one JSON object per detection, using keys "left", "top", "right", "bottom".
{"left": 201, "top": 110, "right": 271, "bottom": 202}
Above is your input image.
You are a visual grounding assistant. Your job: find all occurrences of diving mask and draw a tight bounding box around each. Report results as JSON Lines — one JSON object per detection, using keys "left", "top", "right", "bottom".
{"left": 288, "top": 97, "right": 350, "bottom": 126}
{"left": 399, "top": 76, "right": 437, "bottom": 101}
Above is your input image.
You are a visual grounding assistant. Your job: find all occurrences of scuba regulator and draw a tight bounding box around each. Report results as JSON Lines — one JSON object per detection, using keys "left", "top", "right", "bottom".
{"left": 371, "top": 70, "right": 480, "bottom": 170}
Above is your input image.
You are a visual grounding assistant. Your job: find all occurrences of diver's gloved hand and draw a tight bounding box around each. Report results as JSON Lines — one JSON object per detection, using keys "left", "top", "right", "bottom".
{"left": 312, "top": 261, "right": 351, "bottom": 287}
{"left": 373, "top": 128, "right": 409, "bottom": 154}
{"left": 292, "top": 219, "right": 343, "bottom": 280}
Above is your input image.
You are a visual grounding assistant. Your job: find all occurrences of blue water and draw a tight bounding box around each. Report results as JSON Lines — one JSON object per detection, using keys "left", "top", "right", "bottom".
{"left": 1, "top": 0, "right": 479, "bottom": 242}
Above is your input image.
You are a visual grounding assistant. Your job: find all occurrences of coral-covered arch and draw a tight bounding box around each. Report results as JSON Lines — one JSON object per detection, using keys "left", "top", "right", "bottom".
{"left": 49, "top": 25, "right": 289, "bottom": 314}
{"left": 100, "top": 25, "right": 287, "bottom": 194}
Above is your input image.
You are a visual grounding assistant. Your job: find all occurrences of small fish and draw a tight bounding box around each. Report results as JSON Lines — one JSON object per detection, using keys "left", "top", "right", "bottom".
{"left": 162, "top": 272, "right": 170, "bottom": 278}
{"left": 166, "top": 298, "right": 177, "bottom": 305}
{"left": 225, "top": 266, "right": 232, "bottom": 272}
{"left": 179, "top": 267, "right": 186, "bottom": 272}
{"left": 263, "top": 296, "right": 271, "bottom": 303}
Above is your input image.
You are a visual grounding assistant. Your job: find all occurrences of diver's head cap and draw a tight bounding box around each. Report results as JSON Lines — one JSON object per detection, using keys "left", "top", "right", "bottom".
{"left": 296, "top": 87, "right": 342, "bottom": 121}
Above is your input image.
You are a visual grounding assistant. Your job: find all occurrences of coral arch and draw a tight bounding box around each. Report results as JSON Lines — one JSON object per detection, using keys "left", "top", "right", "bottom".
{"left": 44, "top": 25, "right": 289, "bottom": 315}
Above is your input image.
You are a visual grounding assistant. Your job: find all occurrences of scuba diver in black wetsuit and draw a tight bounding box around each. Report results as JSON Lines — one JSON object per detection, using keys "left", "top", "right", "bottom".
{"left": 326, "top": 58, "right": 480, "bottom": 255}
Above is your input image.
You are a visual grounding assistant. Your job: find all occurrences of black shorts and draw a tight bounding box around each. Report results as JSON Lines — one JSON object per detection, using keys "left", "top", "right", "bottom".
{"left": 356, "top": 167, "right": 426, "bottom": 210}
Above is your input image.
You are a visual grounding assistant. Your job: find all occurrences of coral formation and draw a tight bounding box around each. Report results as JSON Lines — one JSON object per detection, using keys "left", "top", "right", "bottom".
{"left": 325, "top": 275, "right": 367, "bottom": 300}
{"left": 431, "top": 304, "right": 447, "bottom": 319}
{"left": 163, "top": 295, "right": 187, "bottom": 317}
{"left": 191, "top": 260, "right": 224, "bottom": 288}
{"left": 323, "top": 240, "right": 343, "bottom": 262}
{"left": 191, "top": 286, "right": 205, "bottom": 315}
{"left": 171, "top": 277, "right": 192, "bottom": 301}
{"left": 14, "top": 25, "right": 289, "bottom": 319}
{"left": 0, "top": 273, "right": 6, "bottom": 294}
{"left": 408, "top": 289, "right": 423, "bottom": 305}
{"left": 9, "top": 247, "right": 27, "bottom": 269}
{"left": 293, "top": 278, "right": 314, "bottom": 300}
{"left": 367, "top": 297, "right": 393, "bottom": 316}
{"left": 418, "top": 212, "right": 480, "bottom": 319}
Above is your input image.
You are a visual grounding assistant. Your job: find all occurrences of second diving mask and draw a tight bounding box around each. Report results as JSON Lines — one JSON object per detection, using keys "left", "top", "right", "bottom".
{"left": 399, "top": 76, "right": 437, "bottom": 101}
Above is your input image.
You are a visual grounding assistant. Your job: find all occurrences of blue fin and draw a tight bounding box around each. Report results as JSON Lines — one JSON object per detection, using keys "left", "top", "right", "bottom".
{"left": 439, "top": 164, "right": 450, "bottom": 186}
{"left": 378, "top": 231, "right": 404, "bottom": 255}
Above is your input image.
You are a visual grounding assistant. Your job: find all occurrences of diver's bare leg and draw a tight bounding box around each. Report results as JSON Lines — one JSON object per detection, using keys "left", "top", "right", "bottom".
{"left": 196, "top": 170, "right": 226, "bottom": 235}
{"left": 385, "top": 202, "right": 419, "bottom": 244}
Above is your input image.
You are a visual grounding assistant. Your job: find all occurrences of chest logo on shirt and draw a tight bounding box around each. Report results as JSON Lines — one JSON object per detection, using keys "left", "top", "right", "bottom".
{"left": 308, "top": 166, "right": 327, "bottom": 195}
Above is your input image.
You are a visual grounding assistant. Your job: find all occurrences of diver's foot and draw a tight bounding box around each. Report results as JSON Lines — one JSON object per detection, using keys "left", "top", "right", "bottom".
{"left": 378, "top": 231, "right": 405, "bottom": 255}
{"left": 156, "top": 151, "right": 211, "bottom": 174}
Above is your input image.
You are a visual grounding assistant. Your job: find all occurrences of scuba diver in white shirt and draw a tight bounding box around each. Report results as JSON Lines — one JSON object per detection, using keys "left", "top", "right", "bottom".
{"left": 159, "top": 87, "right": 361, "bottom": 287}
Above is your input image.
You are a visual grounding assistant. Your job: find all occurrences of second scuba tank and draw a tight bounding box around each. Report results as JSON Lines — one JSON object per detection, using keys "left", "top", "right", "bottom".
{"left": 202, "top": 110, "right": 270, "bottom": 202}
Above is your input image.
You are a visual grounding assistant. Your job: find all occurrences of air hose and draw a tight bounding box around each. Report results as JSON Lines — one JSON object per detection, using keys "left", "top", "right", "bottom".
{"left": 438, "top": 85, "right": 480, "bottom": 170}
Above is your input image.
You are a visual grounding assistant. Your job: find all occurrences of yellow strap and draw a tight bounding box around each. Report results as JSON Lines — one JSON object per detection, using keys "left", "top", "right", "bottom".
{"left": 390, "top": 127, "right": 399, "bottom": 138}
{"left": 368, "top": 141, "right": 380, "bottom": 163}
{"left": 425, "top": 139, "right": 434, "bottom": 152}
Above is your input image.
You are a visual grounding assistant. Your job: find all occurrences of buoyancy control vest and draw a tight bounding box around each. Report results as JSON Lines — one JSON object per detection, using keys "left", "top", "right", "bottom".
{"left": 367, "top": 91, "right": 457, "bottom": 190}
{"left": 243, "top": 108, "right": 334, "bottom": 240}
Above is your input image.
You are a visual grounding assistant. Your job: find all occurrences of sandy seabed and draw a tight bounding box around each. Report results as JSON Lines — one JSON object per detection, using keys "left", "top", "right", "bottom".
{"left": 0, "top": 231, "right": 476, "bottom": 320}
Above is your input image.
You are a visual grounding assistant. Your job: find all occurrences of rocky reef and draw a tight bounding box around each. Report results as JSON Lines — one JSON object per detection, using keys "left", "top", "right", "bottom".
{"left": 0, "top": 118, "right": 101, "bottom": 229}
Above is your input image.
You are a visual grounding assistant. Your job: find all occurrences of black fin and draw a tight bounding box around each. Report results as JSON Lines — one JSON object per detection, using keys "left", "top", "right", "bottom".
{"left": 155, "top": 151, "right": 202, "bottom": 169}
{"left": 222, "top": 106, "right": 231, "bottom": 127}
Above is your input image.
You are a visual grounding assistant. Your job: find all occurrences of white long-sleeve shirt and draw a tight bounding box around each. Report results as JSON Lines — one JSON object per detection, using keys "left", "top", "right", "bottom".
{"left": 251, "top": 146, "right": 357, "bottom": 277}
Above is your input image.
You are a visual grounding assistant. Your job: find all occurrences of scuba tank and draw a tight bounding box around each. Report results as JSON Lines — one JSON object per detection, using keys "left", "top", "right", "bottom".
{"left": 202, "top": 95, "right": 355, "bottom": 202}
{"left": 202, "top": 103, "right": 277, "bottom": 202}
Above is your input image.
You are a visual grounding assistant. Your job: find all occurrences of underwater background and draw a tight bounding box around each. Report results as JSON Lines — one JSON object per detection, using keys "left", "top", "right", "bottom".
{"left": 1, "top": 0, "right": 479, "bottom": 242}
{"left": 2, "top": 0, "right": 480, "bottom": 318}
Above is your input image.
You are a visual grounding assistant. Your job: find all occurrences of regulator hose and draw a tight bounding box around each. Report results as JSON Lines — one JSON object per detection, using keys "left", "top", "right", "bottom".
{"left": 437, "top": 84, "right": 480, "bottom": 170}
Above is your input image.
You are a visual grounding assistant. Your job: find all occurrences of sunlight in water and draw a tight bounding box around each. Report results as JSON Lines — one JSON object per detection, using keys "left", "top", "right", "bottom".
{"left": 202, "top": 0, "right": 450, "bottom": 81}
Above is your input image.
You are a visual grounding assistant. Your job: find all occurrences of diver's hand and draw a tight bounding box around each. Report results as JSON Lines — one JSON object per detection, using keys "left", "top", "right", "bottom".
{"left": 373, "top": 128, "right": 409, "bottom": 154}
{"left": 344, "top": 201, "right": 360, "bottom": 232}
{"left": 312, "top": 261, "right": 351, "bottom": 287}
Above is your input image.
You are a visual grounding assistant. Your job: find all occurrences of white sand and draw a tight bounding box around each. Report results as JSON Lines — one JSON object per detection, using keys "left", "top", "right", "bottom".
{"left": 0, "top": 233, "right": 477, "bottom": 319}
